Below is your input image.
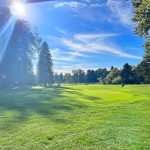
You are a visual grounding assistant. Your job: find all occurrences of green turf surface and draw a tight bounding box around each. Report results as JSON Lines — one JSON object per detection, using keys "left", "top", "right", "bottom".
{"left": 0, "top": 85, "right": 150, "bottom": 150}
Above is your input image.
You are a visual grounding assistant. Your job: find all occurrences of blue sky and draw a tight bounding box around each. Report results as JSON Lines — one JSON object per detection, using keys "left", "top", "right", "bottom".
{"left": 23, "top": 0, "right": 145, "bottom": 73}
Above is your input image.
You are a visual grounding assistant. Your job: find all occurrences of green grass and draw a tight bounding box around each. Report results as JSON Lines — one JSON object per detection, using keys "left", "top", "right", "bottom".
{"left": 0, "top": 85, "right": 150, "bottom": 150}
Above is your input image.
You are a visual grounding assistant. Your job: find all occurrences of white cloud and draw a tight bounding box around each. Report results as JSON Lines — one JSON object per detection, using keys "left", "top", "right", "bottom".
{"left": 54, "top": 1, "right": 85, "bottom": 9}
{"left": 54, "top": 1, "right": 103, "bottom": 9}
{"left": 106, "top": 0, "right": 133, "bottom": 27}
{"left": 53, "top": 0, "right": 134, "bottom": 27}
{"left": 51, "top": 47, "right": 91, "bottom": 73}
{"left": 54, "top": 1, "right": 105, "bottom": 22}
{"left": 51, "top": 48, "right": 74, "bottom": 61}
{"left": 60, "top": 33, "right": 142, "bottom": 59}
{"left": 55, "top": 27, "right": 67, "bottom": 35}
{"left": 74, "top": 33, "right": 118, "bottom": 42}
{"left": 68, "top": 51, "right": 90, "bottom": 57}
{"left": 51, "top": 48, "right": 89, "bottom": 62}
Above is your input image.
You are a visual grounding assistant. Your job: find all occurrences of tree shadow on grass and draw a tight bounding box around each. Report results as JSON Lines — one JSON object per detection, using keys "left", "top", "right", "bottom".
{"left": 0, "top": 86, "right": 93, "bottom": 130}
{"left": 65, "top": 90, "right": 101, "bottom": 101}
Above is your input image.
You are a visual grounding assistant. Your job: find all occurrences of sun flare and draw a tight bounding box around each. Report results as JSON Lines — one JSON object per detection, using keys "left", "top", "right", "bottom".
{"left": 10, "top": 1, "right": 26, "bottom": 18}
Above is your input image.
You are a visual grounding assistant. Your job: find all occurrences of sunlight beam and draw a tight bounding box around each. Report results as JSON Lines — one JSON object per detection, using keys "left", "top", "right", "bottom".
{"left": 0, "top": 17, "right": 16, "bottom": 63}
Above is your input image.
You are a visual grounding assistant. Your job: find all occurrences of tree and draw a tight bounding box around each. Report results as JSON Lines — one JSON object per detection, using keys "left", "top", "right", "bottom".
{"left": 54, "top": 73, "right": 64, "bottom": 86}
{"left": 0, "top": 20, "right": 39, "bottom": 88}
{"left": 77, "top": 69, "right": 86, "bottom": 83}
{"left": 72, "top": 70, "right": 79, "bottom": 83}
{"left": 132, "top": 0, "right": 150, "bottom": 59}
{"left": 135, "top": 60, "right": 150, "bottom": 83}
{"left": 132, "top": 0, "right": 150, "bottom": 37}
{"left": 38, "top": 42, "right": 53, "bottom": 86}
{"left": 59, "top": 73, "right": 64, "bottom": 84}
{"left": 86, "top": 70, "right": 97, "bottom": 83}
{"left": 112, "top": 76, "right": 122, "bottom": 84}
{"left": 54, "top": 73, "right": 59, "bottom": 85}
{"left": 64, "top": 73, "right": 72, "bottom": 83}
{"left": 121, "top": 63, "right": 134, "bottom": 84}
{"left": 72, "top": 69, "right": 86, "bottom": 83}
{"left": 144, "top": 39, "right": 150, "bottom": 62}
{"left": 98, "top": 77, "right": 107, "bottom": 84}
{"left": 95, "top": 68, "right": 108, "bottom": 82}
{"left": 105, "top": 68, "right": 120, "bottom": 84}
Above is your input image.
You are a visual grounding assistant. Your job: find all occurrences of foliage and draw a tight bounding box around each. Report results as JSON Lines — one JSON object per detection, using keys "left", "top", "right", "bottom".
{"left": 0, "top": 20, "right": 39, "bottom": 88}
{"left": 95, "top": 68, "right": 108, "bottom": 80}
{"left": 121, "top": 63, "right": 134, "bottom": 84}
{"left": 38, "top": 42, "right": 53, "bottom": 86}
{"left": 105, "top": 67, "right": 120, "bottom": 84}
{"left": 135, "top": 60, "right": 150, "bottom": 83}
{"left": 59, "top": 73, "right": 64, "bottom": 83}
{"left": 72, "top": 69, "right": 86, "bottom": 83}
{"left": 64, "top": 73, "right": 73, "bottom": 83}
{"left": 132, "top": 0, "right": 150, "bottom": 59}
{"left": 132, "top": 0, "right": 150, "bottom": 37}
{"left": 112, "top": 76, "right": 122, "bottom": 84}
{"left": 54, "top": 62, "right": 150, "bottom": 85}
{"left": 86, "top": 70, "right": 97, "bottom": 83}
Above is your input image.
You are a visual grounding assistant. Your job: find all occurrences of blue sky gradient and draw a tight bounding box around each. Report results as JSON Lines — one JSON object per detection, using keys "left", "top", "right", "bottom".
{"left": 23, "top": 0, "right": 145, "bottom": 73}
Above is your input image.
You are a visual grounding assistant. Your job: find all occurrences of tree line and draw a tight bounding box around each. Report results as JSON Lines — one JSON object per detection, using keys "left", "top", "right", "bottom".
{"left": 53, "top": 61, "right": 150, "bottom": 85}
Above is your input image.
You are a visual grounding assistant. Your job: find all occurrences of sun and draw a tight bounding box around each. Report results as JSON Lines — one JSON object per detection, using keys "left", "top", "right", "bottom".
{"left": 10, "top": 1, "right": 26, "bottom": 18}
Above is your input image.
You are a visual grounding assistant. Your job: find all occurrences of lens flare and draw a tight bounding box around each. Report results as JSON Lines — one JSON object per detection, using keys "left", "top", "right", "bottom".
{"left": 10, "top": 1, "right": 26, "bottom": 18}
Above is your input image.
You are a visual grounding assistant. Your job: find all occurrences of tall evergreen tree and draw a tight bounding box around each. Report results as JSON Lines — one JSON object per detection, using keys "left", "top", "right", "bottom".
{"left": 38, "top": 42, "right": 53, "bottom": 86}
{"left": 0, "top": 20, "right": 39, "bottom": 88}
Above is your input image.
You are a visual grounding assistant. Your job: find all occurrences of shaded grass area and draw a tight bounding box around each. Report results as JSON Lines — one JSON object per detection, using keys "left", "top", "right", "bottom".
{"left": 0, "top": 85, "right": 150, "bottom": 150}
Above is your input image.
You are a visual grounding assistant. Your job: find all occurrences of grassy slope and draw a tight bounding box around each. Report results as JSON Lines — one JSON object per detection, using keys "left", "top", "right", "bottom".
{"left": 0, "top": 85, "right": 150, "bottom": 150}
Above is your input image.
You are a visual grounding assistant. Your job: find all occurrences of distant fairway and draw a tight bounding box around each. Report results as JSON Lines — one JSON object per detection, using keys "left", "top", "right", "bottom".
{"left": 0, "top": 85, "right": 150, "bottom": 150}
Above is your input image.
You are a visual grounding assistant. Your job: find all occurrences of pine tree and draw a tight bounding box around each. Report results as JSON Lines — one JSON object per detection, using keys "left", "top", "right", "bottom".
{"left": 0, "top": 20, "right": 39, "bottom": 88}
{"left": 38, "top": 42, "right": 53, "bottom": 86}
